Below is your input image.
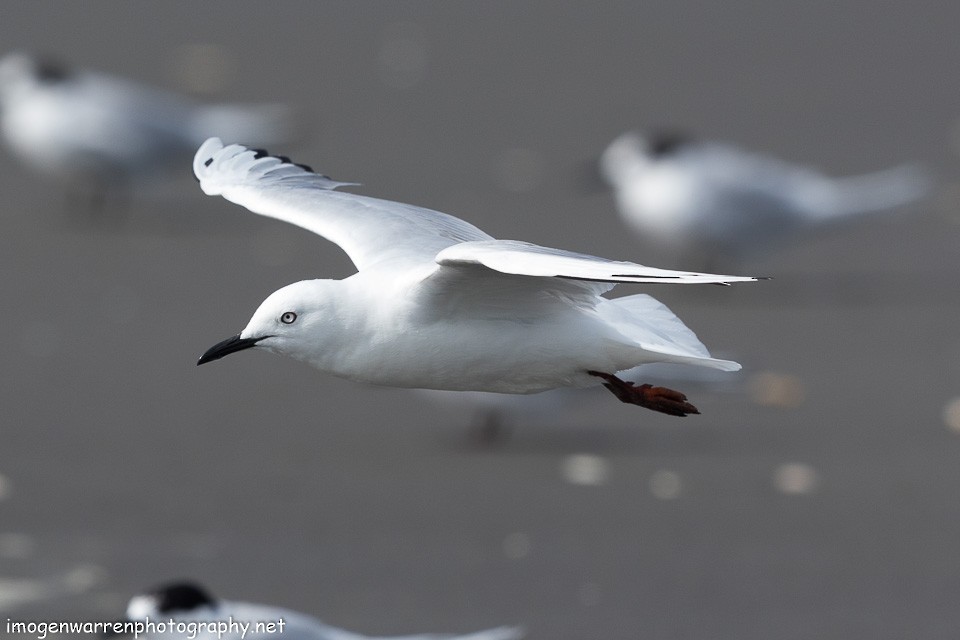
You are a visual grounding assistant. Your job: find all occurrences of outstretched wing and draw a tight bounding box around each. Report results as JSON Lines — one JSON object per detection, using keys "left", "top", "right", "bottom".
{"left": 435, "top": 240, "right": 759, "bottom": 285}
{"left": 414, "top": 240, "right": 759, "bottom": 325}
{"left": 193, "top": 138, "right": 492, "bottom": 271}
{"left": 194, "top": 139, "right": 760, "bottom": 292}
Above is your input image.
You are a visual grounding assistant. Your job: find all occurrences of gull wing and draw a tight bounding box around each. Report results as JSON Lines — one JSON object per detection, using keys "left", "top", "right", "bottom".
{"left": 414, "top": 240, "right": 758, "bottom": 325}
{"left": 193, "top": 138, "right": 492, "bottom": 271}
{"left": 435, "top": 240, "right": 759, "bottom": 285}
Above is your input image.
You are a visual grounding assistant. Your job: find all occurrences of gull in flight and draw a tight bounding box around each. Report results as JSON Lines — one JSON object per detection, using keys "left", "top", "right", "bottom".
{"left": 599, "top": 130, "right": 930, "bottom": 268}
{"left": 194, "top": 138, "right": 759, "bottom": 416}
{"left": 122, "top": 581, "right": 523, "bottom": 640}
{"left": 0, "top": 52, "right": 292, "bottom": 211}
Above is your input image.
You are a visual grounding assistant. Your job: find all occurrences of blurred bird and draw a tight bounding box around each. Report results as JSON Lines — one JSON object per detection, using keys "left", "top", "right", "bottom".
{"left": 121, "top": 581, "right": 523, "bottom": 640}
{"left": 0, "top": 52, "right": 292, "bottom": 212}
{"left": 193, "top": 139, "right": 760, "bottom": 417}
{"left": 598, "top": 130, "right": 931, "bottom": 268}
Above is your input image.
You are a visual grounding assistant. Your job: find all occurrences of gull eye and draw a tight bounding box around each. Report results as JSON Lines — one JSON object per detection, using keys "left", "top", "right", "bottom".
{"left": 280, "top": 312, "right": 297, "bottom": 325}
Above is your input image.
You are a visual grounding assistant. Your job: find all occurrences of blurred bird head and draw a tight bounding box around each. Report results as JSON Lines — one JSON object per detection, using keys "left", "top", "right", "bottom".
{"left": 126, "top": 580, "right": 218, "bottom": 619}
{"left": 598, "top": 129, "right": 691, "bottom": 187}
{"left": 0, "top": 52, "right": 71, "bottom": 102}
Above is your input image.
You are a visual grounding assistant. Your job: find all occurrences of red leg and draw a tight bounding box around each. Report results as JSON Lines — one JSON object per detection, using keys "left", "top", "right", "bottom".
{"left": 587, "top": 371, "right": 700, "bottom": 417}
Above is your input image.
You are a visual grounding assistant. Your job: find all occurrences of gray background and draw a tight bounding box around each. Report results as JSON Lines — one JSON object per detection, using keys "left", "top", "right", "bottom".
{"left": 1, "top": 2, "right": 960, "bottom": 639}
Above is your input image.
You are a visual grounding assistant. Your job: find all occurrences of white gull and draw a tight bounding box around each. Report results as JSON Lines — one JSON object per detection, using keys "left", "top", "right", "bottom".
{"left": 194, "top": 138, "right": 759, "bottom": 416}
{"left": 600, "top": 130, "right": 930, "bottom": 267}
{"left": 0, "top": 52, "right": 291, "bottom": 208}
{"left": 123, "top": 581, "right": 523, "bottom": 640}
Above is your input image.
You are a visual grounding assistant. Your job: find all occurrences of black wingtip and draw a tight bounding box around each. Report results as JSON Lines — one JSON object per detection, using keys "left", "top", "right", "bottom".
{"left": 243, "top": 146, "right": 317, "bottom": 175}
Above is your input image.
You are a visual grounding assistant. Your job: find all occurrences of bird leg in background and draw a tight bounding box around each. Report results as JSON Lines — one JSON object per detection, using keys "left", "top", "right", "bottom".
{"left": 469, "top": 409, "right": 509, "bottom": 447}
{"left": 587, "top": 371, "right": 700, "bottom": 417}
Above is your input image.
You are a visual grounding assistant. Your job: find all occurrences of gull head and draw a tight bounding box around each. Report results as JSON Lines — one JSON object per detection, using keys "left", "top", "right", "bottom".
{"left": 198, "top": 280, "right": 334, "bottom": 366}
{"left": 599, "top": 131, "right": 651, "bottom": 187}
{"left": 0, "top": 52, "right": 71, "bottom": 101}
{"left": 599, "top": 130, "right": 691, "bottom": 186}
{"left": 126, "top": 580, "right": 216, "bottom": 619}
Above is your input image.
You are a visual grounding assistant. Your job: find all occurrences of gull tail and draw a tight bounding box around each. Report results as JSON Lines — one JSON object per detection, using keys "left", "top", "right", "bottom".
{"left": 807, "top": 163, "right": 932, "bottom": 222}
{"left": 190, "top": 103, "right": 295, "bottom": 149}
{"left": 599, "top": 294, "right": 741, "bottom": 372}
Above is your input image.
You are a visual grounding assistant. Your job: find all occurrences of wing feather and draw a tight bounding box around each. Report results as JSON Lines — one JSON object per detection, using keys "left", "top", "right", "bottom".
{"left": 195, "top": 139, "right": 760, "bottom": 288}
{"left": 193, "top": 138, "right": 491, "bottom": 270}
{"left": 435, "top": 240, "right": 758, "bottom": 285}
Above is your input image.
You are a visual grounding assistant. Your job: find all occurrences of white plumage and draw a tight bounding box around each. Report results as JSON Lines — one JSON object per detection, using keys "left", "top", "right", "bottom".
{"left": 600, "top": 131, "right": 930, "bottom": 266}
{"left": 0, "top": 52, "right": 291, "bottom": 202}
{"left": 123, "top": 581, "right": 523, "bottom": 640}
{"left": 195, "top": 138, "right": 758, "bottom": 415}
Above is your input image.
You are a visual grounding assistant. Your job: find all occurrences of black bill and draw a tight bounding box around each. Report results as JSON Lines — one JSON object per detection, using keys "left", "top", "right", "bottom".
{"left": 197, "top": 334, "right": 267, "bottom": 365}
